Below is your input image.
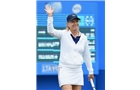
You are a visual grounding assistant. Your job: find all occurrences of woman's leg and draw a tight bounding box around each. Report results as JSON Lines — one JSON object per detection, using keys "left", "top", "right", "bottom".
{"left": 72, "top": 85, "right": 82, "bottom": 90}
{"left": 61, "top": 84, "right": 72, "bottom": 90}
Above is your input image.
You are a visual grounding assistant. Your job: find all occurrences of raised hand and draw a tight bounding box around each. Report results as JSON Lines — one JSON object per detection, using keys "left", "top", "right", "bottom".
{"left": 44, "top": 4, "right": 54, "bottom": 17}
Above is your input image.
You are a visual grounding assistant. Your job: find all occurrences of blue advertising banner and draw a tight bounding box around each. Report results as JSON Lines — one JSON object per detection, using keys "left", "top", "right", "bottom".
{"left": 36, "top": 1, "right": 99, "bottom": 75}
{"left": 36, "top": 1, "right": 97, "bottom": 28}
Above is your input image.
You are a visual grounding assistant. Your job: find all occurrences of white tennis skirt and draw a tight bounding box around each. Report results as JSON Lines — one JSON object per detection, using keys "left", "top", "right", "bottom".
{"left": 58, "top": 65, "right": 84, "bottom": 87}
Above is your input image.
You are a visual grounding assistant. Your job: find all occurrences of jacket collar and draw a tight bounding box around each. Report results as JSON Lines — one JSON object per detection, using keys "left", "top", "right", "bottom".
{"left": 68, "top": 30, "right": 81, "bottom": 36}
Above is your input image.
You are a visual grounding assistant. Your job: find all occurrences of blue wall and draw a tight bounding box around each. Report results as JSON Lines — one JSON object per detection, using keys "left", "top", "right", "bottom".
{"left": 96, "top": 1, "right": 105, "bottom": 90}
{"left": 37, "top": 1, "right": 105, "bottom": 90}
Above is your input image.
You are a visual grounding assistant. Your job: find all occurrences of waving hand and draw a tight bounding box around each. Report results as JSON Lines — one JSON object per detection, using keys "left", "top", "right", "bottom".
{"left": 44, "top": 4, "right": 54, "bottom": 17}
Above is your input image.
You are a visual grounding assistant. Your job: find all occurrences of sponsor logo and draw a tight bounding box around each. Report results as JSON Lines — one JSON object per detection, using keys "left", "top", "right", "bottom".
{"left": 42, "top": 65, "right": 58, "bottom": 72}
{"left": 85, "top": 16, "right": 94, "bottom": 26}
{"left": 72, "top": 4, "right": 82, "bottom": 14}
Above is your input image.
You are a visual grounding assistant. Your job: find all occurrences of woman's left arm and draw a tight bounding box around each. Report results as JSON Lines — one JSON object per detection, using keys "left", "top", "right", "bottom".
{"left": 83, "top": 37, "right": 94, "bottom": 80}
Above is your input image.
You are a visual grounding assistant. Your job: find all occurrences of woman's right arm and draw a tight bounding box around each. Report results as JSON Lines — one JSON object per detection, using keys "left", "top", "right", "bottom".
{"left": 45, "top": 4, "right": 63, "bottom": 39}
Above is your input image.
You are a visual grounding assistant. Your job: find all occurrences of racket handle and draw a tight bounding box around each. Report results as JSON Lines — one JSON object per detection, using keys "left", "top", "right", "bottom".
{"left": 90, "top": 79, "right": 96, "bottom": 90}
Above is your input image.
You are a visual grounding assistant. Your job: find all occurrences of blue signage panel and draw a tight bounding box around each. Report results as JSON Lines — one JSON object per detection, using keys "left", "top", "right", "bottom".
{"left": 37, "top": 14, "right": 95, "bottom": 27}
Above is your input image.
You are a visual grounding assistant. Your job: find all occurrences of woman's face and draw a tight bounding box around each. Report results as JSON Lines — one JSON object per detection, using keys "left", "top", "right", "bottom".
{"left": 67, "top": 19, "right": 79, "bottom": 31}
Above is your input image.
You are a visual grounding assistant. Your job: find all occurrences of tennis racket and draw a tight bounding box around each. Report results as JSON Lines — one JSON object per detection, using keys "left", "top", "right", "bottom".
{"left": 90, "top": 79, "right": 96, "bottom": 90}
